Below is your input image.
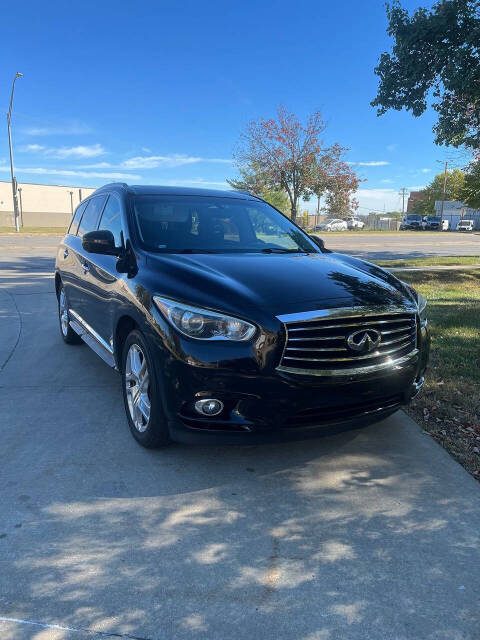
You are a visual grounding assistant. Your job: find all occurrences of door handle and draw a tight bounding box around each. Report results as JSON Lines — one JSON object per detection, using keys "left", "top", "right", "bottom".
{"left": 82, "top": 261, "right": 90, "bottom": 274}
{"left": 63, "top": 248, "right": 69, "bottom": 259}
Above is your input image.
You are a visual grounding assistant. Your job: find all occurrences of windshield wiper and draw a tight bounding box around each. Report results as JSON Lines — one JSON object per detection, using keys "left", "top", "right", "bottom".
{"left": 260, "top": 247, "right": 303, "bottom": 253}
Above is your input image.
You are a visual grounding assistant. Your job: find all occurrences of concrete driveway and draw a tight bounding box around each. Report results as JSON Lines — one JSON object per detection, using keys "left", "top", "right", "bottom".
{"left": 0, "top": 248, "right": 479, "bottom": 640}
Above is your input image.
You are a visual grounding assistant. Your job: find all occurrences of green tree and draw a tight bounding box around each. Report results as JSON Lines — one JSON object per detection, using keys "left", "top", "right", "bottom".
{"left": 411, "top": 169, "right": 466, "bottom": 214}
{"left": 262, "top": 189, "right": 290, "bottom": 214}
{"left": 227, "top": 167, "right": 290, "bottom": 214}
{"left": 372, "top": 0, "right": 480, "bottom": 150}
{"left": 462, "top": 161, "right": 480, "bottom": 208}
{"left": 230, "top": 106, "right": 360, "bottom": 221}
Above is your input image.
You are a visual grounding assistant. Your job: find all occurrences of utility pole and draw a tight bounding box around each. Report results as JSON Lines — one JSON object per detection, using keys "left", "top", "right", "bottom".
{"left": 18, "top": 187, "right": 23, "bottom": 227}
{"left": 399, "top": 188, "right": 409, "bottom": 215}
{"left": 440, "top": 161, "right": 448, "bottom": 223}
{"left": 6, "top": 72, "right": 23, "bottom": 232}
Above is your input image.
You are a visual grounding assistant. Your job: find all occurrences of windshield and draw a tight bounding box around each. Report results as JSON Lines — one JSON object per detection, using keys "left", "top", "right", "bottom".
{"left": 132, "top": 195, "right": 318, "bottom": 254}
{"left": 427, "top": 216, "right": 441, "bottom": 222}
{"left": 406, "top": 215, "right": 422, "bottom": 221}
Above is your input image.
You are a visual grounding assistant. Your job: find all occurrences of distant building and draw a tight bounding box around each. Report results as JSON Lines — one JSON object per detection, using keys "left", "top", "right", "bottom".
{"left": 0, "top": 181, "right": 95, "bottom": 228}
{"left": 434, "top": 200, "right": 480, "bottom": 230}
{"left": 407, "top": 191, "right": 426, "bottom": 213}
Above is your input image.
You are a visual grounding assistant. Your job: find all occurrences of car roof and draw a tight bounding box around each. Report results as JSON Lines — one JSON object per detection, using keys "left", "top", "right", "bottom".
{"left": 90, "top": 182, "right": 259, "bottom": 201}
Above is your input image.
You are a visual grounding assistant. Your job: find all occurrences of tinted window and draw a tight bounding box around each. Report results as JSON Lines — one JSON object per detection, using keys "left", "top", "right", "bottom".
{"left": 68, "top": 201, "right": 88, "bottom": 235}
{"left": 98, "top": 196, "right": 123, "bottom": 246}
{"left": 77, "top": 196, "right": 107, "bottom": 238}
{"left": 132, "top": 195, "right": 316, "bottom": 254}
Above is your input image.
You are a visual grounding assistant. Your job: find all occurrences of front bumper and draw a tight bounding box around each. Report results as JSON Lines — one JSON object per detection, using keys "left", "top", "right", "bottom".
{"left": 151, "top": 321, "right": 430, "bottom": 444}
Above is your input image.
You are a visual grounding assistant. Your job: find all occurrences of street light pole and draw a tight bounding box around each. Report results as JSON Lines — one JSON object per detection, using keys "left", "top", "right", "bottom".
{"left": 68, "top": 191, "right": 74, "bottom": 214}
{"left": 18, "top": 187, "right": 24, "bottom": 227}
{"left": 6, "top": 72, "right": 23, "bottom": 232}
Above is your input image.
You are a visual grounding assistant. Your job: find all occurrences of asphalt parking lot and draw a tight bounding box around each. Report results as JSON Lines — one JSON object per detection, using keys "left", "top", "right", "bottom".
{"left": 0, "top": 230, "right": 479, "bottom": 261}
{"left": 1, "top": 239, "right": 480, "bottom": 640}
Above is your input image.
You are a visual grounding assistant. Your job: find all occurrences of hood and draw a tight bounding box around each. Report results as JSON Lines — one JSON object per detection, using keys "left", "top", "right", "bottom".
{"left": 145, "top": 251, "right": 413, "bottom": 317}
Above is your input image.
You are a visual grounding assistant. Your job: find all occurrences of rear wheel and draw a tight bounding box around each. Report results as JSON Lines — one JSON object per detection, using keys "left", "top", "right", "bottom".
{"left": 58, "top": 284, "right": 82, "bottom": 345}
{"left": 121, "top": 329, "right": 170, "bottom": 448}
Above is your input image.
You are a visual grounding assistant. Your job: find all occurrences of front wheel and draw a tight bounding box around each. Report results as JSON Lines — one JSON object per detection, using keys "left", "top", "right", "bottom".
{"left": 121, "top": 329, "right": 170, "bottom": 448}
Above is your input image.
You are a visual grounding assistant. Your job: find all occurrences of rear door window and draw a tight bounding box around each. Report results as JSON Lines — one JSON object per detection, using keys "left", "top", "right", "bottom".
{"left": 77, "top": 196, "right": 107, "bottom": 238}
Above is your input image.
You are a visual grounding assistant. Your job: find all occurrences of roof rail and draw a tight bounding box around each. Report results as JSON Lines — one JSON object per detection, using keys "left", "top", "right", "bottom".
{"left": 97, "top": 182, "right": 128, "bottom": 190}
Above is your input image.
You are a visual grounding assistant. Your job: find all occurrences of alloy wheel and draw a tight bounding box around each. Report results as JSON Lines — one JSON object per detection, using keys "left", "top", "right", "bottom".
{"left": 125, "top": 344, "right": 151, "bottom": 432}
{"left": 59, "top": 288, "right": 69, "bottom": 337}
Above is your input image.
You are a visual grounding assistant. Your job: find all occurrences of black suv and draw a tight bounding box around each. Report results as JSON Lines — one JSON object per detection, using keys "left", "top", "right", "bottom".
{"left": 55, "top": 183, "right": 429, "bottom": 447}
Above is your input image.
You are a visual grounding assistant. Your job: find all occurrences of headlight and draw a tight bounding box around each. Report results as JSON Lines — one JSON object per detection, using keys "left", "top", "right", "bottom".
{"left": 153, "top": 296, "right": 256, "bottom": 341}
{"left": 417, "top": 292, "right": 427, "bottom": 314}
{"left": 417, "top": 292, "right": 428, "bottom": 327}
{"left": 402, "top": 283, "right": 427, "bottom": 327}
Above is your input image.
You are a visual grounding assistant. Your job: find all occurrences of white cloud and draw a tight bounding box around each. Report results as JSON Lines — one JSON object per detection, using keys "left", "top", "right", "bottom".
{"left": 0, "top": 165, "right": 139, "bottom": 180}
{"left": 52, "top": 144, "right": 106, "bottom": 158}
{"left": 348, "top": 161, "right": 390, "bottom": 167}
{"left": 21, "top": 143, "right": 107, "bottom": 158}
{"left": 77, "top": 161, "right": 114, "bottom": 169}
{"left": 408, "top": 184, "right": 427, "bottom": 191}
{"left": 148, "top": 178, "right": 230, "bottom": 188}
{"left": 78, "top": 154, "right": 232, "bottom": 170}
{"left": 120, "top": 154, "right": 231, "bottom": 169}
{"left": 380, "top": 178, "right": 394, "bottom": 184}
{"left": 22, "top": 144, "right": 45, "bottom": 152}
{"left": 420, "top": 168, "right": 431, "bottom": 173}
{"left": 23, "top": 123, "right": 93, "bottom": 136}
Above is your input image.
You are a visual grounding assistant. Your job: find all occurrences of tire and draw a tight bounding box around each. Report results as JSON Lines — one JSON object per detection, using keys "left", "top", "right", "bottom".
{"left": 58, "top": 283, "right": 83, "bottom": 345}
{"left": 121, "top": 329, "right": 170, "bottom": 448}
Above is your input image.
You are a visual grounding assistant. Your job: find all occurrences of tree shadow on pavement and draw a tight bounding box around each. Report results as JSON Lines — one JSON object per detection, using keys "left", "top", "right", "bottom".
{"left": 1, "top": 255, "right": 480, "bottom": 640}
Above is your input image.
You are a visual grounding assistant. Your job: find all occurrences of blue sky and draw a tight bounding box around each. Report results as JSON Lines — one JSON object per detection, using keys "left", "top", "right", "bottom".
{"left": 0, "top": 0, "right": 459, "bottom": 213}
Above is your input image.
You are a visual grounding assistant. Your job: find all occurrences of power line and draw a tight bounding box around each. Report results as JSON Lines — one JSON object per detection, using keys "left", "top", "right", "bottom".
{"left": 399, "top": 188, "right": 409, "bottom": 214}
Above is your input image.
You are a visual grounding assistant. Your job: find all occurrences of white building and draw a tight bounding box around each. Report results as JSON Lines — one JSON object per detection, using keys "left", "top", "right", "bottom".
{"left": 0, "top": 181, "right": 96, "bottom": 228}
{"left": 434, "top": 200, "right": 480, "bottom": 230}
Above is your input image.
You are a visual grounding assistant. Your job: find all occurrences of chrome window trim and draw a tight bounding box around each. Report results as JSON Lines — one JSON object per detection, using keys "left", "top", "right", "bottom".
{"left": 69, "top": 309, "right": 114, "bottom": 354}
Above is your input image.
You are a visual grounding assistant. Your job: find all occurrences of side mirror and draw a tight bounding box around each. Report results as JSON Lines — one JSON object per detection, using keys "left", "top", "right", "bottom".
{"left": 310, "top": 235, "right": 325, "bottom": 250}
{"left": 82, "top": 230, "right": 120, "bottom": 256}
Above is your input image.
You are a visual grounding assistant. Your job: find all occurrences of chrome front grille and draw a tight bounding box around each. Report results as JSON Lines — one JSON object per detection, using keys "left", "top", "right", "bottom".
{"left": 278, "top": 309, "right": 418, "bottom": 376}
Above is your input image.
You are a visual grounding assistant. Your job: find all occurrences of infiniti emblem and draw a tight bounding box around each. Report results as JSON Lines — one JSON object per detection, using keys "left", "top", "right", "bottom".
{"left": 346, "top": 329, "right": 381, "bottom": 353}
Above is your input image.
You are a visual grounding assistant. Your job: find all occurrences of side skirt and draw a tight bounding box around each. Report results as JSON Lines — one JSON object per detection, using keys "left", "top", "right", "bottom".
{"left": 69, "top": 313, "right": 116, "bottom": 369}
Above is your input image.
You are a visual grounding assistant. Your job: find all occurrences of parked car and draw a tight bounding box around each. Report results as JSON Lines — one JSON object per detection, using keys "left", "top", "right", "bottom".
{"left": 346, "top": 216, "right": 365, "bottom": 230}
{"left": 457, "top": 219, "right": 474, "bottom": 232}
{"left": 422, "top": 215, "right": 442, "bottom": 231}
{"left": 400, "top": 214, "right": 423, "bottom": 230}
{"left": 55, "top": 183, "right": 430, "bottom": 447}
{"left": 320, "top": 218, "right": 348, "bottom": 231}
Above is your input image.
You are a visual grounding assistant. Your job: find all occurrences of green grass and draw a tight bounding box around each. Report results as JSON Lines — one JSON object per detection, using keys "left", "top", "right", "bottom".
{"left": 0, "top": 226, "right": 66, "bottom": 234}
{"left": 377, "top": 255, "right": 480, "bottom": 268}
{"left": 397, "top": 268, "right": 480, "bottom": 479}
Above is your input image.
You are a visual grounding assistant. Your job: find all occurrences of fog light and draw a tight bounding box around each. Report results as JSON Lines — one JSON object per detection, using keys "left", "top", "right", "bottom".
{"left": 194, "top": 398, "right": 224, "bottom": 416}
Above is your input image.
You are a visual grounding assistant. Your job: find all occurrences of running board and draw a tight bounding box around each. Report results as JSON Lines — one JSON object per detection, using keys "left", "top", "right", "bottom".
{"left": 69, "top": 318, "right": 116, "bottom": 368}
